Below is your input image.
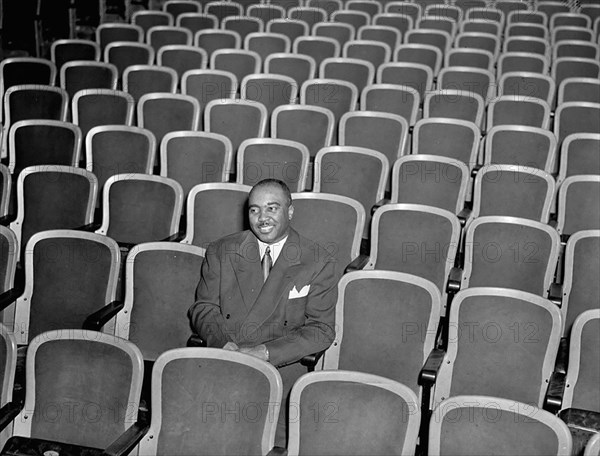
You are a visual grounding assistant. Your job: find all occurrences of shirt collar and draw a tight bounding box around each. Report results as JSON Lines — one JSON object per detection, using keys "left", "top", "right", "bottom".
{"left": 257, "top": 235, "right": 288, "bottom": 265}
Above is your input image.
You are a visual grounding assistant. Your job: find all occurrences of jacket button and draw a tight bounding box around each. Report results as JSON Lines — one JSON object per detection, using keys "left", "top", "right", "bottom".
{"left": 226, "top": 314, "right": 230, "bottom": 319}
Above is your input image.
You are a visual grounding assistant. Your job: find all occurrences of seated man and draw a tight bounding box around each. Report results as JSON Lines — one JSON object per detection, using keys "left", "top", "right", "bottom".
{"left": 188, "top": 178, "right": 339, "bottom": 447}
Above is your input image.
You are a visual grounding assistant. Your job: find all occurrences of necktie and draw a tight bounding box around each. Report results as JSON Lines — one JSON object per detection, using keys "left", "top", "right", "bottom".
{"left": 262, "top": 246, "right": 272, "bottom": 282}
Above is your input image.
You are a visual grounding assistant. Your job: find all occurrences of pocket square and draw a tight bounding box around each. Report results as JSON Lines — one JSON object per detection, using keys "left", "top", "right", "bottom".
{"left": 289, "top": 285, "right": 310, "bottom": 299}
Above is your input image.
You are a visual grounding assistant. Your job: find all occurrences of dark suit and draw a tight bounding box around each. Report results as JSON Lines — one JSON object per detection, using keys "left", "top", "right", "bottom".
{"left": 188, "top": 227, "right": 339, "bottom": 445}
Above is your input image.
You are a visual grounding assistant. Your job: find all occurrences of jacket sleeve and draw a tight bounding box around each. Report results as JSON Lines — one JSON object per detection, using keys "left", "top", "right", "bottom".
{"left": 264, "top": 255, "right": 338, "bottom": 367}
{"left": 188, "top": 243, "right": 235, "bottom": 348}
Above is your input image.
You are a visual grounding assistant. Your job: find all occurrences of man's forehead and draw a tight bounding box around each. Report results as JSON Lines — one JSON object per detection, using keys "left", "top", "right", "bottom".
{"left": 249, "top": 185, "right": 288, "bottom": 204}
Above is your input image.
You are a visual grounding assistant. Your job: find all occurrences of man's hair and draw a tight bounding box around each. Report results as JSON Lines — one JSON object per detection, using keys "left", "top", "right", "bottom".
{"left": 249, "top": 179, "right": 292, "bottom": 206}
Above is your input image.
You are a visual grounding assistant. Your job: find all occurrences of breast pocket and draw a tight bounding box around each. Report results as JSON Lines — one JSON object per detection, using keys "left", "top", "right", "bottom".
{"left": 285, "top": 296, "right": 307, "bottom": 328}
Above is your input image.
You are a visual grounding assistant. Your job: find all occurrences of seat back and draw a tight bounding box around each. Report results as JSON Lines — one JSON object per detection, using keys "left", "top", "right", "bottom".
{"left": 287, "top": 371, "right": 420, "bottom": 456}
{"left": 473, "top": 165, "right": 555, "bottom": 223}
{"left": 123, "top": 64, "right": 178, "bottom": 102}
{"left": 370, "top": 204, "right": 460, "bottom": 302}
{"left": 437, "top": 66, "right": 495, "bottom": 102}
{"left": 558, "top": 77, "right": 600, "bottom": 104}
{"left": 272, "top": 105, "right": 334, "bottom": 159}
{"left": 104, "top": 42, "right": 155, "bottom": 78}
{"left": 204, "top": 99, "right": 267, "bottom": 155}
{"left": 487, "top": 95, "right": 551, "bottom": 131}
{"left": 463, "top": 216, "right": 560, "bottom": 295}
{"left": 320, "top": 57, "right": 375, "bottom": 95}
{"left": 237, "top": 138, "right": 309, "bottom": 191}
{"left": 558, "top": 133, "right": 600, "bottom": 183}
{"left": 324, "top": 271, "right": 441, "bottom": 396}
{"left": 137, "top": 93, "right": 201, "bottom": 151}
{"left": 413, "top": 118, "right": 479, "bottom": 169}
{"left": 161, "top": 131, "right": 231, "bottom": 195}
{"left": 485, "top": 126, "right": 557, "bottom": 173}
{"left": 435, "top": 288, "right": 562, "bottom": 407}
{"left": 60, "top": 61, "right": 118, "bottom": 100}
{"left": 183, "top": 183, "right": 251, "bottom": 248}
{"left": 377, "top": 62, "right": 434, "bottom": 101}
{"left": 339, "top": 111, "right": 408, "bottom": 166}
{"left": 157, "top": 45, "right": 208, "bottom": 82}
{"left": 265, "top": 53, "right": 316, "bottom": 89}
{"left": 423, "top": 89, "right": 485, "bottom": 126}
{"left": 430, "top": 396, "right": 572, "bottom": 456}
{"left": 266, "top": 19, "right": 308, "bottom": 45}
{"left": 9, "top": 120, "right": 81, "bottom": 176}
{"left": 0, "top": 323, "right": 16, "bottom": 409}
{"left": 361, "top": 83, "right": 419, "bottom": 125}
{"left": 194, "top": 29, "right": 242, "bottom": 58}
{"left": 86, "top": 125, "right": 156, "bottom": 201}
{"left": 293, "top": 36, "right": 340, "bottom": 68}
{"left": 132, "top": 11, "right": 174, "bottom": 35}
{"left": 116, "top": 242, "right": 205, "bottom": 360}
{"left": 343, "top": 39, "right": 392, "bottom": 70}
{"left": 245, "top": 32, "right": 291, "bottom": 63}
{"left": 15, "top": 230, "right": 120, "bottom": 343}
{"left": 72, "top": 89, "right": 135, "bottom": 142}
{"left": 391, "top": 155, "right": 469, "bottom": 214}
{"left": 138, "top": 348, "right": 282, "bottom": 455}
{"left": 555, "top": 102, "right": 600, "bottom": 146}
{"left": 241, "top": 74, "right": 298, "bottom": 116}
{"left": 51, "top": 39, "right": 100, "bottom": 73}
{"left": 314, "top": 146, "right": 388, "bottom": 236}
{"left": 182, "top": 69, "right": 238, "bottom": 114}
{"left": 0, "top": 58, "right": 56, "bottom": 100}
{"left": 211, "top": 49, "right": 261, "bottom": 85}
{"left": 147, "top": 25, "right": 193, "bottom": 53}
{"left": 177, "top": 12, "right": 219, "bottom": 33}
{"left": 498, "top": 71, "right": 555, "bottom": 106}
{"left": 223, "top": 16, "right": 264, "bottom": 42}
{"left": 558, "top": 176, "right": 600, "bottom": 237}
{"left": 96, "top": 23, "right": 143, "bottom": 51}
{"left": 564, "top": 309, "right": 600, "bottom": 413}
{"left": 13, "top": 330, "right": 143, "bottom": 448}
{"left": 290, "top": 192, "right": 364, "bottom": 268}
{"left": 98, "top": 174, "right": 184, "bottom": 244}
{"left": 561, "top": 231, "right": 600, "bottom": 336}
{"left": 11, "top": 166, "right": 97, "bottom": 256}
{"left": 395, "top": 43, "right": 442, "bottom": 75}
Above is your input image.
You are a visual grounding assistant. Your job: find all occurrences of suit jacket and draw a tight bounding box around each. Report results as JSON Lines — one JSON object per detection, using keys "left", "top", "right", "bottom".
{"left": 188, "top": 228, "right": 339, "bottom": 368}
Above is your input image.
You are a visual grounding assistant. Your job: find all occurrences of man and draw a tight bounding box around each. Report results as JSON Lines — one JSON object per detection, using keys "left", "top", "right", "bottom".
{"left": 188, "top": 178, "right": 339, "bottom": 447}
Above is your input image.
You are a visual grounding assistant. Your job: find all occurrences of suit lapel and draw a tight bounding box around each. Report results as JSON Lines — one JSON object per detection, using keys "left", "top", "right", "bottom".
{"left": 239, "top": 229, "right": 303, "bottom": 343}
{"left": 230, "top": 232, "right": 263, "bottom": 312}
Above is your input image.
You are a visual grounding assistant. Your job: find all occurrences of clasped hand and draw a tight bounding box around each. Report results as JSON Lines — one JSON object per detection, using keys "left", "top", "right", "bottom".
{"left": 223, "top": 341, "right": 269, "bottom": 361}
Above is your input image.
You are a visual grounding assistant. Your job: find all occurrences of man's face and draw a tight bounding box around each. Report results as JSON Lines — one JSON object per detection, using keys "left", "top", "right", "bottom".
{"left": 248, "top": 185, "right": 294, "bottom": 244}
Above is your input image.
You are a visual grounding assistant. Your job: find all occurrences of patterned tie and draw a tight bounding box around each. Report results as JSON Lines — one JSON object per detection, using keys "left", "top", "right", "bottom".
{"left": 262, "top": 246, "right": 272, "bottom": 282}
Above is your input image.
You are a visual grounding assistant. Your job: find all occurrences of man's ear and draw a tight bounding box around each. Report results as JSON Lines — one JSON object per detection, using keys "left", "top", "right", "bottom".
{"left": 288, "top": 204, "right": 294, "bottom": 220}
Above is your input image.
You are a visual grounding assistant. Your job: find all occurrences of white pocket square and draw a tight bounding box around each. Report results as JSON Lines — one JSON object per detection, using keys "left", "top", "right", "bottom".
{"left": 288, "top": 285, "right": 310, "bottom": 299}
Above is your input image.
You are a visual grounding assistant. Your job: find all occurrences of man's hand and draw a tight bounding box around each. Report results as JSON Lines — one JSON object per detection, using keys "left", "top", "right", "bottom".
{"left": 223, "top": 341, "right": 239, "bottom": 351}
{"left": 239, "top": 344, "right": 269, "bottom": 361}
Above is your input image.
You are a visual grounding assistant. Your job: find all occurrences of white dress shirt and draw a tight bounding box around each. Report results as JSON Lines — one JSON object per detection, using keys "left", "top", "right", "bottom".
{"left": 257, "top": 236, "right": 288, "bottom": 265}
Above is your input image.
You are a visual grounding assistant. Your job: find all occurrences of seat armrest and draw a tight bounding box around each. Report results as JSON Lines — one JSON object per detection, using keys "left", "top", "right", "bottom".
{"left": 75, "top": 222, "right": 102, "bottom": 232}
{"left": 82, "top": 301, "right": 124, "bottom": 331}
{"left": 267, "top": 448, "right": 288, "bottom": 456}
{"left": 470, "top": 164, "right": 482, "bottom": 178}
{"left": 161, "top": 231, "right": 185, "bottom": 242}
{"left": 371, "top": 198, "right": 390, "bottom": 215}
{"left": 103, "top": 421, "right": 151, "bottom": 456}
{"left": 300, "top": 350, "right": 325, "bottom": 372}
{"left": 559, "top": 408, "right": 600, "bottom": 432}
{"left": 0, "top": 214, "right": 15, "bottom": 226}
{"left": 0, "top": 400, "right": 24, "bottom": 432}
{"left": 344, "top": 254, "right": 370, "bottom": 274}
{"left": 187, "top": 334, "right": 206, "bottom": 347}
{"left": 0, "top": 286, "right": 24, "bottom": 312}
{"left": 457, "top": 207, "right": 472, "bottom": 228}
{"left": 446, "top": 267, "right": 462, "bottom": 294}
{"left": 548, "top": 283, "right": 563, "bottom": 307}
{"left": 544, "top": 370, "right": 566, "bottom": 414}
{"left": 419, "top": 348, "right": 445, "bottom": 387}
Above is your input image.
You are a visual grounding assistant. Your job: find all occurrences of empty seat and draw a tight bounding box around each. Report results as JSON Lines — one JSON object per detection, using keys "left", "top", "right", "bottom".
{"left": 497, "top": 51, "right": 548, "bottom": 75}
{"left": 137, "top": 348, "right": 282, "bottom": 454}
{"left": 122, "top": 64, "right": 177, "bottom": 102}
{"left": 390, "top": 155, "right": 469, "bottom": 215}
{"left": 195, "top": 29, "right": 241, "bottom": 58}
{"left": 377, "top": 62, "right": 433, "bottom": 100}
{"left": 245, "top": 31, "right": 291, "bottom": 63}
{"left": 157, "top": 45, "right": 208, "bottom": 82}
{"left": 395, "top": 43, "right": 442, "bottom": 76}
{"left": 429, "top": 395, "right": 572, "bottom": 456}
{"left": 104, "top": 42, "right": 155, "bottom": 78}
{"left": 237, "top": 138, "right": 308, "bottom": 191}
{"left": 147, "top": 25, "right": 193, "bottom": 54}
{"left": 96, "top": 174, "right": 184, "bottom": 246}
{"left": 160, "top": 131, "right": 231, "bottom": 195}
{"left": 60, "top": 61, "right": 118, "bottom": 100}
{"left": 433, "top": 287, "right": 562, "bottom": 406}
{"left": 182, "top": 183, "right": 251, "bottom": 247}
{"left": 485, "top": 125, "right": 557, "bottom": 173}
{"left": 222, "top": 16, "right": 264, "bottom": 42}
{"left": 472, "top": 164, "right": 555, "bottom": 223}
{"left": 50, "top": 39, "right": 100, "bottom": 77}
{"left": 314, "top": 21, "right": 355, "bottom": 49}
{"left": 361, "top": 84, "right": 419, "bottom": 126}
{"left": 558, "top": 77, "right": 600, "bottom": 104}
{"left": 437, "top": 66, "right": 495, "bottom": 102}
{"left": 286, "top": 371, "right": 420, "bottom": 456}
{"left": 115, "top": 242, "right": 205, "bottom": 360}
{"left": 211, "top": 49, "right": 261, "bottom": 86}
{"left": 267, "top": 18, "right": 309, "bottom": 44}
{"left": 323, "top": 270, "right": 442, "bottom": 396}
{"left": 320, "top": 57, "right": 375, "bottom": 95}
{"left": 424, "top": 89, "right": 485, "bottom": 128}
{"left": 554, "top": 102, "right": 600, "bottom": 146}
{"left": 462, "top": 216, "right": 560, "bottom": 296}
{"left": 293, "top": 36, "right": 340, "bottom": 68}
{"left": 498, "top": 71, "right": 556, "bottom": 106}
{"left": 558, "top": 133, "right": 600, "bottom": 183}
{"left": 300, "top": 78, "right": 358, "bottom": 125}
{"left": 11, "top": 230, "right": 121, "bottom": 342}
{"left": 265, "top": 53, "right": 316, "bottom": 89}
{"left": 557, "top": 176, "right": 600, "bottom": 238}
{"left": 132, "top": 10, "right": 174, "bottom": 35}
{"left": 240, "top": 74, "right": 298, "bottom": 116}
{"left": 182, "top": 69, "right": 237, "bottom": 114}
{"left": 444, "top": 48, "right": 494, "bottom": 72}
{"left": 96, "top": 23, "right": 144, "bottom": 51}
{"left": 487, "top": 95, "right": 551, "bottom": 131}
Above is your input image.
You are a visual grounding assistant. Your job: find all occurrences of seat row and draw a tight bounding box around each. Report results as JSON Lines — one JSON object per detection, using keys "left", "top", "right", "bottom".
{"left": 2, "top": 326, "right": 594, "bottom": 455}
